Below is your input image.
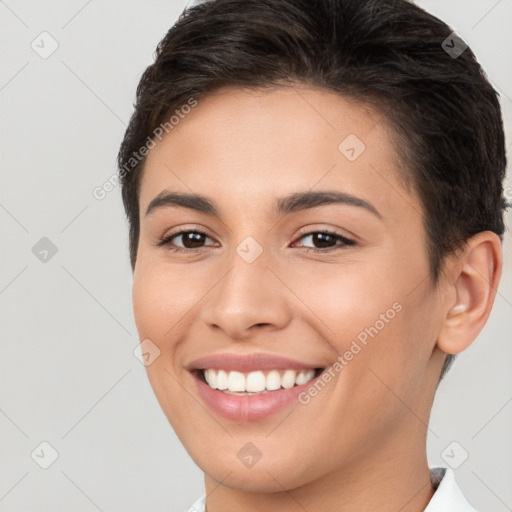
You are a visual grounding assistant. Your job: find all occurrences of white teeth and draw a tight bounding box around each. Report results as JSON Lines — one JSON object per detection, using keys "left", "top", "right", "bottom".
{"left": 266, "top": 370, "right": 281, "bottom": 391}
{"left": 202, "top": 368, "right": 317, "bottom": 393}
{"left": 295, "top": 370, "right": 312, "bottom": 385}
{"left": 246, "top": 371, "right": 266, "bottom": 392}
{"left": 227, "top": 371, "right": 245, "bottom": 392}
{"left": 204, "top": 369, "right": 216, "bottom": 389}
{"left": 281, "top": 369, "right": 296, "bottom": 389}
{"left": 216, "top": 369, "right": 228, "bottom": 390}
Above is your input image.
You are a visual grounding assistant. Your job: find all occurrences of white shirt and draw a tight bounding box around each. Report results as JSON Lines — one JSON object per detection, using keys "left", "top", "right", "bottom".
{"left": 425, "top": 467, "right": 477, "bottom": 511}
{"left": 186, "top": 467, "right": 477, "bottom": 512}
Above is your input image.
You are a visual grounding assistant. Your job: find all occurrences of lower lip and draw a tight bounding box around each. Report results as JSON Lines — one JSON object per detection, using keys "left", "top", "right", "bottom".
{"left": 191, "top": 371, "right": 321, "bottom": 422}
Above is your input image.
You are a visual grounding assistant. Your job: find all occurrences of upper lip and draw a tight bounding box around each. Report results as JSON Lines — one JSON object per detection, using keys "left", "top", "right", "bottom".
{"left": 187, "top": 353, "right": 324, "bottom": 373}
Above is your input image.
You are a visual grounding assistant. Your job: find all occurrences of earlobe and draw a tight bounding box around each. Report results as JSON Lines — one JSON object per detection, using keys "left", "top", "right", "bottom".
{"left": 437, "top": 231, "right": 502, "bottom": 355}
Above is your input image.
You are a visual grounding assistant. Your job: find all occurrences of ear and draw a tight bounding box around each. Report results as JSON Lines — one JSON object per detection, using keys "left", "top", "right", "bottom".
{"left": 437, "top": 231, "right": 503, "bottom": 355}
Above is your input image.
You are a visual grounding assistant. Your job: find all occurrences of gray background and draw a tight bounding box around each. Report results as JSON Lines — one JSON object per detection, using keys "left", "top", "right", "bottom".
{"left": 0, "top": 0, "right": 511, "bottom": 511}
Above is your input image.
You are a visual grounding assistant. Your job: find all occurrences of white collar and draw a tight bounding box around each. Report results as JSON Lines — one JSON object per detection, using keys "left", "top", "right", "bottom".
{"left": 425, "top": 467, "right": 477, "bottom": 511}
{"left": 187, "top": 467, "right": 477, "bottom": 512}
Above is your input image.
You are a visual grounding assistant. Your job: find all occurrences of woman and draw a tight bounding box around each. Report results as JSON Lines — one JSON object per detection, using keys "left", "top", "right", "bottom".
{"left": 117, "top": 0, "right": 508, "bottom": 510}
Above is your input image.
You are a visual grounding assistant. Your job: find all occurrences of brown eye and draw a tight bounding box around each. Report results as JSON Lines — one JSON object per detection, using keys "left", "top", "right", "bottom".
{"left": 294, "top": 230, "right": 355, "bottom": 251}
{"left": 157, "top": 229, "right": 215, "bottom": 251}
{"left": 178, "top": 231, "right": 207, "bottom": 249}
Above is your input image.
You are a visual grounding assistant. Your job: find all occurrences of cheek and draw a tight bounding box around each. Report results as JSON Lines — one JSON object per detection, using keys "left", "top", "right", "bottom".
{"left": 132, "top": 272, "right": 164, "bottom": 343}
{"left": 290, "top": 254, "right": 435, "bottom": 385}
{"left": 132, "top": 263, "right": 201, "bottom": 424}
{"left": 132, "top": 261, "right": 201, "bottom": 342}
{"left": 285, "top": 260, "right": 399, "bottom": 344}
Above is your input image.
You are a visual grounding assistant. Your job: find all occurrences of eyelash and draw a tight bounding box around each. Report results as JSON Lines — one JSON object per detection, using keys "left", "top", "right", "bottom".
{"left": 156, "top": 228, "right": 356, "bottom": 253}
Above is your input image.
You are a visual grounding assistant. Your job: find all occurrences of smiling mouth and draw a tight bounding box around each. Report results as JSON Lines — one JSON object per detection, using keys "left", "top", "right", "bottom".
{"left": 193, "top": 368, "right": 324, "bottom": 395}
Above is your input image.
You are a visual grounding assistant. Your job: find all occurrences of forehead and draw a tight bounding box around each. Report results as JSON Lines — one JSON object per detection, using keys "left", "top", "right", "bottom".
{"left": 139, "top": 85, "right": 418, "bottom": 222}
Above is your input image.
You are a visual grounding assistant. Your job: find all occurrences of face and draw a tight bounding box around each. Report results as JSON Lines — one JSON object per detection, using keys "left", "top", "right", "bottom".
{"left": 133, "top": 85, "right": 446, "bottom": 492}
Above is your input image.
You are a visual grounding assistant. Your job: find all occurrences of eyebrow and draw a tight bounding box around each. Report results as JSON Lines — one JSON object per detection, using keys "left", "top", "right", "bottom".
{"left": 145, "top": 190, "right": 382, "bottom": 219}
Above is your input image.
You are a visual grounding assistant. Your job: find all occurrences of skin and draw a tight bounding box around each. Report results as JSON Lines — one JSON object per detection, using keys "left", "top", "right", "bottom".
{"left": 132, "top": 85, "right": 502, "bottom": 512}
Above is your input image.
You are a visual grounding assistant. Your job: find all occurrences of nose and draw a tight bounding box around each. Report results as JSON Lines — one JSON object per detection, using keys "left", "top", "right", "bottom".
{"left": 199, "top": 248, "right": 293, "bottom": 340}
